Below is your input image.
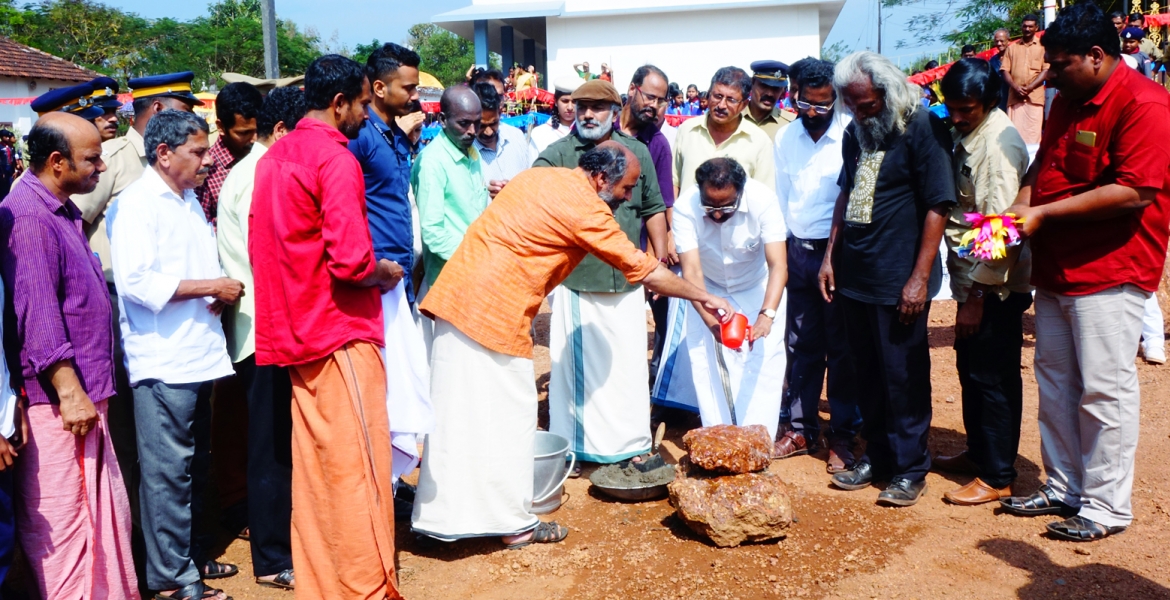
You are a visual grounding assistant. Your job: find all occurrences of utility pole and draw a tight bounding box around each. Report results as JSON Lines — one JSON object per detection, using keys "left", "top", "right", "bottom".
{"left": 261, "top": 0, "right": 280, "bottom": 79}
{"left": 877, "top": 0, "right": 882, "bottom": 54}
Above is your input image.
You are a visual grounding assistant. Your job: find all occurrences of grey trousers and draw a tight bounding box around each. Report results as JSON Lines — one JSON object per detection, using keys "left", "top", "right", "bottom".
{"left": 133, "top": 379, "right": 215, "bottom": 590}
{"left": 1034, "top": 285, "right": 1145, "bottom": 528}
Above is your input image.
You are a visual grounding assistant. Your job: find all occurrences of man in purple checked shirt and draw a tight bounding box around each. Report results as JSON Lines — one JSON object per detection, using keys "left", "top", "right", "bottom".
{"left": 0, "top": 112, "right": 138, "bottom": 596}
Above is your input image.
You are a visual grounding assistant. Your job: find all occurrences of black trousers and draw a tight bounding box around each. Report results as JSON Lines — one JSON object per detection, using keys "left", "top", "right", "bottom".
{"left": 780, "top": 238, "right": 863, "bottom": 442}
{"left": 955, "top": 292, "right": 1032, "bottom": 489}
{"left": 235, "top": 356, "right": 294, "bottom": 577}
{"left": 648, "top": 287, "right": 670, "bottom": 385}
{"left": 841, "top": 295, "right": 933, "bottom": 482}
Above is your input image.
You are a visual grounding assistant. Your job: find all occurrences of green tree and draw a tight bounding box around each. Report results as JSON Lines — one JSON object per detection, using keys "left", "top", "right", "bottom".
{"left": 821, "top": 41, "right": 850, "bottom": 63}
{"left": 351, "top": 38, "right": 381, "bottom": 67}
{"left": 407, "top": 23, "right": 475, "bottom": 87}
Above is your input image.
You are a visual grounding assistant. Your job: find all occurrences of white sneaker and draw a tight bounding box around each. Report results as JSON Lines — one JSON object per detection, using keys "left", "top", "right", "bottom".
{"left": 1143, "top": 343, "right": 1167, "bottom": 365}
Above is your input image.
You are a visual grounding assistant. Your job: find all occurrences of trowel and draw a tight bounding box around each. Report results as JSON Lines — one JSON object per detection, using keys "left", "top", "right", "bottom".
{"left": 632, "top": 421, "right": 668, "bottom": 472}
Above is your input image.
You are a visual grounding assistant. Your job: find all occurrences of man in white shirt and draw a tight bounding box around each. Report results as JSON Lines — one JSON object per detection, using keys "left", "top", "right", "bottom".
{"left": 773, "top": 59, "right": 862, "bottom": 470}
{"left": 674, "top": 157, "right": 787, "bottom": 437}
{"left": 472, "top": 82, "right": 533, "bottom": 197}
{"left": 216, "top": 88, "right": 305, "bottom": 590}
{"left": 108, "top": 109, "right": 242, "bottom": 600}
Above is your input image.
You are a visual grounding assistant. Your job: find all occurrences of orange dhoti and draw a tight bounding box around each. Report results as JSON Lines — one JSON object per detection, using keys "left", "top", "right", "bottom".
{"left": 289, "top": 341, "right": 402, "bottom": 600}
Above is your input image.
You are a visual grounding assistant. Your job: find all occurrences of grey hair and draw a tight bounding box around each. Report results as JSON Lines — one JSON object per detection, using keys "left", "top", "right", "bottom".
{"left": 144, "top": 109, "right": 209, "bottom": 165}
{"left": 832, "top": 51, "right": 919, "bottom": 136}
{"left": 578, "top": 144, "right": 628, "bottom": 184}
{"left": 709, "top": 66, "right": 752, "bottom": 99}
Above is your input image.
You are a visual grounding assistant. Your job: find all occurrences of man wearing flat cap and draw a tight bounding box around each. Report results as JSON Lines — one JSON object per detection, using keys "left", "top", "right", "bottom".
{"left": 745, "top": 60, "right": 797, "bottom": 141}
{"left": 88, "top": 77, "right": 124, "bottom": 141}
{"left": 70, "top": 71, "right": 203, "bottom": 570}
{"left": 534, "top": 79, "right": 669, "bottom": 469}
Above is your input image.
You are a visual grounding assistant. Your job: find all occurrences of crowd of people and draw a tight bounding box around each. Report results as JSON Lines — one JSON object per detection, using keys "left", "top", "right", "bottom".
{"left": 0, "top": 1, "right": 1165, "bottom": 599}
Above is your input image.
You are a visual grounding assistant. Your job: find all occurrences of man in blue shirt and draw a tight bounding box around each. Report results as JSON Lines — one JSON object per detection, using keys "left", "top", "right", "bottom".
{"left": 348, "top": 43, "right": 432, "bottom": 521}
{"left": 350, "top": 43, "right": 420, "bottom": 303}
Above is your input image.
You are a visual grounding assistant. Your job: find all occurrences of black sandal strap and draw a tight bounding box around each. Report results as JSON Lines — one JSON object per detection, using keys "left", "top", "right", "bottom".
{"left": 530, "top": 521, "right": 568, "bottom": 544}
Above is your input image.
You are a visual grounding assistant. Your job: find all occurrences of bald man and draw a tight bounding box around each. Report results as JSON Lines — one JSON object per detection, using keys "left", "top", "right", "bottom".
{"left": 0, "top": 112, "right": 139, "bottom": 597}
{"left": 411, "top": 87, "right": 489, "bottom": 295}
{"left": 413, "top": 141, "right": 731, "bottom": 547}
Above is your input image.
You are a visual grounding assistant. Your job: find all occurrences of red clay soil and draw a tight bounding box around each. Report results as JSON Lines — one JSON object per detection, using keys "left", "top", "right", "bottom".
{"left": 122, "top": 300, "right": 1170, "bottom": 599}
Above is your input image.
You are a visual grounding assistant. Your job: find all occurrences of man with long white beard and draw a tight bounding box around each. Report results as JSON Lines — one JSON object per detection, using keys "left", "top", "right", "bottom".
{"left": 533, "top": 80, "right": 670, "bottom": 469}
{"left": 818, "top": 51, "right": 956, "bottom": 507}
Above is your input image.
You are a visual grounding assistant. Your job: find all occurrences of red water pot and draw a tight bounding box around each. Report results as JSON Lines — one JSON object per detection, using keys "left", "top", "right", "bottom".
{"left": 720, "top": 313, "right": 751, "bottom": 350}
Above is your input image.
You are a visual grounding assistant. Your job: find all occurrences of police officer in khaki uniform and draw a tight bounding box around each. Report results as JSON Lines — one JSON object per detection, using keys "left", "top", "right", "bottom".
{"left": 87, "top": 76, "right": 124, "bottom": 141}
{"left": 744, "top": 60, "right": 797, "bottom": 141}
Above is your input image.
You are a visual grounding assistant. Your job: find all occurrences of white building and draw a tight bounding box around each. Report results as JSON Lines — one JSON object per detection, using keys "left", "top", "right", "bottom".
{"left": 0, "top": 36, "right": 98, "bottom": 137}
{"left": 434, "top": 0, "right": 844, "bottom": 91}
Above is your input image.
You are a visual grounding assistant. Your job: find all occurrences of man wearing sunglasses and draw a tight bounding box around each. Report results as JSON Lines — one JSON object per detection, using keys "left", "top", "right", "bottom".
{"left": 773, "top": 58, "right": 863, "bottom": 471}
{"left": 674, "top": 157, "right": 788, "bottom": 437}
{"left": 744, "top": 60, "right": 797, "bottom": 142}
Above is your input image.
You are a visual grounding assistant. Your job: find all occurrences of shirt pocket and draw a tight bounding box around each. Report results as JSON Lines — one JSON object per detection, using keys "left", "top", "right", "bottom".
{"left": 1062, "top": 141, "right": 1099, "bottom": 184}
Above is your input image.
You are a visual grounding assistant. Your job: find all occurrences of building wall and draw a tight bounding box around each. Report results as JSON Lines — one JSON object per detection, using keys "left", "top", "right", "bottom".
{"left": 0, "top": 77, "right": 75, "bottom": 137}
{"left": 544, "top": 5, "right": 821, "bottom": 92}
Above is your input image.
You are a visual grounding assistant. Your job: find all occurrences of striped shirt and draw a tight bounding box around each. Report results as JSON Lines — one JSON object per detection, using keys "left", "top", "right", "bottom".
{"left": 0, "top": 174, "right": 116, "bottom": 405}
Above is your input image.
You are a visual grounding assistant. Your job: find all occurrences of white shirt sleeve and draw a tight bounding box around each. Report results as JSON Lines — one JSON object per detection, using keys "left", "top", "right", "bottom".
{"left": 773, "top": 128, "right": 792, "bottom": 226}
{"left": 754, "top": 180, "right": 789, "bottom": 244}
{"left": 672, "top": 185, "right": 701, "bottom": 254}
{"left": 108, "top": 189, "right": 181, "bottom": 314}
{"left": 0, "top": 278, "right": 16, "bottom": 439}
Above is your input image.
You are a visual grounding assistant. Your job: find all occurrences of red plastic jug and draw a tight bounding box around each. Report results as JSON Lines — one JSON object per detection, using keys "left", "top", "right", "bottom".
{"left": 720, "top": 313, "right": 751, "bottom": 350}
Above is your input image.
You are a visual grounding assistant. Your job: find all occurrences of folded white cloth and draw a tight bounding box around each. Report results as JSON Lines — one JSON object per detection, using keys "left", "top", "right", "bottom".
{"left": 382, "top": 285, "right": 435, "bottom": 485}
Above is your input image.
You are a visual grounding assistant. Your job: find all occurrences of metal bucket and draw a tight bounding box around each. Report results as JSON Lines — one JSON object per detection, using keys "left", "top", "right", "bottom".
{"left": 532, "top": 431, "right": 576, "bottom": 515}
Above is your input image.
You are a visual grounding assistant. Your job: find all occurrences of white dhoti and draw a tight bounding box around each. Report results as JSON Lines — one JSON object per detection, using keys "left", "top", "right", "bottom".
{"left": 411, "top": 318, "right": 540, "bottom": 539}
{"left": 381, "top": 287, "right": 434, "bottom": 486}
{"left": 548, "top": 287, "right": 652, "bottom": 463}
{"left": 686, "top": 279, "right": 786, "bottom": 440}
{"left": 652, "top": 296, "right": 700, "bottom": 412}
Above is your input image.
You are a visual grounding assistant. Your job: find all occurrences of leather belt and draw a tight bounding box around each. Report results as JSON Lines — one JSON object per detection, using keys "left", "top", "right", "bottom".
{"left": 790, "top": 236, "right": 829, "bottom": 251}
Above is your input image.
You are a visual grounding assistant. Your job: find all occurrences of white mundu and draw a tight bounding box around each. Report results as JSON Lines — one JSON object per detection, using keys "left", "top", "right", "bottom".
{"left": 673, "top": 177, "right": 789, "bottom": 439}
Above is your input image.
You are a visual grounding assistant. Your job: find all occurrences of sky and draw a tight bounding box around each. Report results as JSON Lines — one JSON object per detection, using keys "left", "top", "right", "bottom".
{"left": 101, "top": 0, "right": 960, "bottom": 67}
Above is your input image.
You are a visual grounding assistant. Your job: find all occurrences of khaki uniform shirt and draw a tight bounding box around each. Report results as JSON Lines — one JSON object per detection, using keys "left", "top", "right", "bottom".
{"left": 744, "top": 107, "right": 795, "bottom": 142}
{"left": 72, "top": 128, "right": 147, "bottom": 282}
{"left": 944, "top": 109, "right": 1033, "bottom": 302}
{"left": 1001, "top": 37, "right": 1049, "bottom": 106}
{"left": 673, "top": 115, "right": 776, "bottom": 193}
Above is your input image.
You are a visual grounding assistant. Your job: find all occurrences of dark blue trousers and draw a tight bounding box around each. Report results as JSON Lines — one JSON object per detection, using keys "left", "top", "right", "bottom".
{"left": 780, "top": 237, "right": 862, "bottom": 442}
{"left": 841, "top": 295, "right": 933, "bottom": 483}
{"left": 0, "top": 469, "right": 13, "bottom": 589}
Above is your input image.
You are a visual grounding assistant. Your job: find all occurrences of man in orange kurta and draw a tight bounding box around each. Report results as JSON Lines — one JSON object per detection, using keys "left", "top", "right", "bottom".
{"left": 249, "top": 55, "right": 405, "bottom": 599}
{"left": 414, "top": 142, "right": 732, "bottom": 547}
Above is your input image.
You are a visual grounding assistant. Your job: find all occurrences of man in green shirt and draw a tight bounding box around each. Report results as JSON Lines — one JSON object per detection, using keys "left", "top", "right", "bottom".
{"left": 534, "top": 80, "right": 669, "bottom": 467}
{"left": 411, "top": 86, "right": 490, "bottom": 289}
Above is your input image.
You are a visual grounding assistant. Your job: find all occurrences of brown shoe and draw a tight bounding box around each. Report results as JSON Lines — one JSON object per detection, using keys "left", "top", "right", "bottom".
{"left": 933, "top": 451, "right": 979, "bottom": 475}
{"left": 773, "top": 431, "right": 808, "bottom": 459}
{"left": 943, "top": 478, "right": 1012, "bottom": 506}
{"left": 826, "top": 439, "right": 855, "bottom": 474}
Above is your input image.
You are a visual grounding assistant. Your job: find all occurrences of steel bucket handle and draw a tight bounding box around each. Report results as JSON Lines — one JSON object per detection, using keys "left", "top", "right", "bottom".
{"left": 533, "top": 450, "right": 576, "bottom": 504}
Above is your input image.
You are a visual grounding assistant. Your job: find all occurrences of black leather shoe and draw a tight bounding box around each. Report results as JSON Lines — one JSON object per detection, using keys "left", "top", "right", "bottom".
{"left": 877, "top": 478, "right": 927, "bottom": 506}
{"left": 999, "top": 484, "right": 1076, "bottom": 517}
{"left": 831, "top": 461, "right": 873, "bottom": 491}
{"left": 1046, "top": 515, "right": 1127, "bottom": 542}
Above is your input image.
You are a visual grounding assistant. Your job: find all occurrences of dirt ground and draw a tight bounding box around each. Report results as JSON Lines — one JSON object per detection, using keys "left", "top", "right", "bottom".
{"left": 17, "top": 299, "right": 1166, "bottom": 600}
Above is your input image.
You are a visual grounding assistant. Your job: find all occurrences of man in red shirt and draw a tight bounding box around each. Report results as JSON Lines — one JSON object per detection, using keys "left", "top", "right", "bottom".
{"left": 1003, "top": 3, "right": 1170, "bottom": 543}
{"left": 249, "top": 55, "right": 405, "bottom": 598}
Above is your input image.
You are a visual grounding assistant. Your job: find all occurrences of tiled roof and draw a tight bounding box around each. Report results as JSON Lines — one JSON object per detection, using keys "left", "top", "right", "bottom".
{"left": 0, "top": 36, "right": 98, "bottom": 82}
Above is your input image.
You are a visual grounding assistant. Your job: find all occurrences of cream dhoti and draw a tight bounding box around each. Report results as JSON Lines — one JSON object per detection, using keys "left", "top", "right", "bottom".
{"left": 548, "top": 287, "right": 652, "bottom": 463}
{"left": 685, "top": 278, "right": 786, "bottom": 440}
{"left": 412, "top": 318, "right": 540, "bottom": 539}
{"left": 381, "top": 286, "right": 434, "bottom": 485}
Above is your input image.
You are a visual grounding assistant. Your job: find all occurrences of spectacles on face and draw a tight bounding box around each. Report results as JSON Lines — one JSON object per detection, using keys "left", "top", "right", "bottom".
{"left": 708, "top": 92, "right": 744, "bottom": 108}
{"left": 635, "top": 86, "right": 668, "bottom": 106}
{"left": 702, "top": 194, "right": 742, "bottom": 216}
{"left": 795, "top": 96, "right": 835, "bottom": 115}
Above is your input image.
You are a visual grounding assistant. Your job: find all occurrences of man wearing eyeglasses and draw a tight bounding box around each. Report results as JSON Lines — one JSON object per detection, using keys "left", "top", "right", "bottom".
{"left": 673, "top": 67, "right": 775, "bottom": 198}
{"left": 773, "top": 58, "right": 863, "bottom": 469}
{"left": 674, "top": 157, "right": 787, "bottom": 436}
{"left": 744, "top": 60, "right": 797, "bottom": 142}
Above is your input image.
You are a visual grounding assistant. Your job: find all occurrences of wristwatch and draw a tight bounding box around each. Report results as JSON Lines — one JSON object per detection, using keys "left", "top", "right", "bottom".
{"left": 759, "top": 308, "right": 777, "bottom": 320}
{"left": 971, "top": 289, "right": 986, "bottom": 299}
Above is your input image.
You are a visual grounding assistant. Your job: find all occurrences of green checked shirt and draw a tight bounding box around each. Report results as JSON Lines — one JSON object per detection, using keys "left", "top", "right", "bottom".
{"left": 411, "top": 132, "right": 491, "bottom": 286}
{"left": 533, "top": 129, "right": 666, "bottom": 293}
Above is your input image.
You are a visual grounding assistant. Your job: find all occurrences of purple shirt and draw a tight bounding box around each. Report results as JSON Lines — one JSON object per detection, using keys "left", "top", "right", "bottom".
{"left": 0, "top": 174, "right": 116, "bottom": 404}
{"left": 635, "top": 124, "right": 675, "bottom": 209}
